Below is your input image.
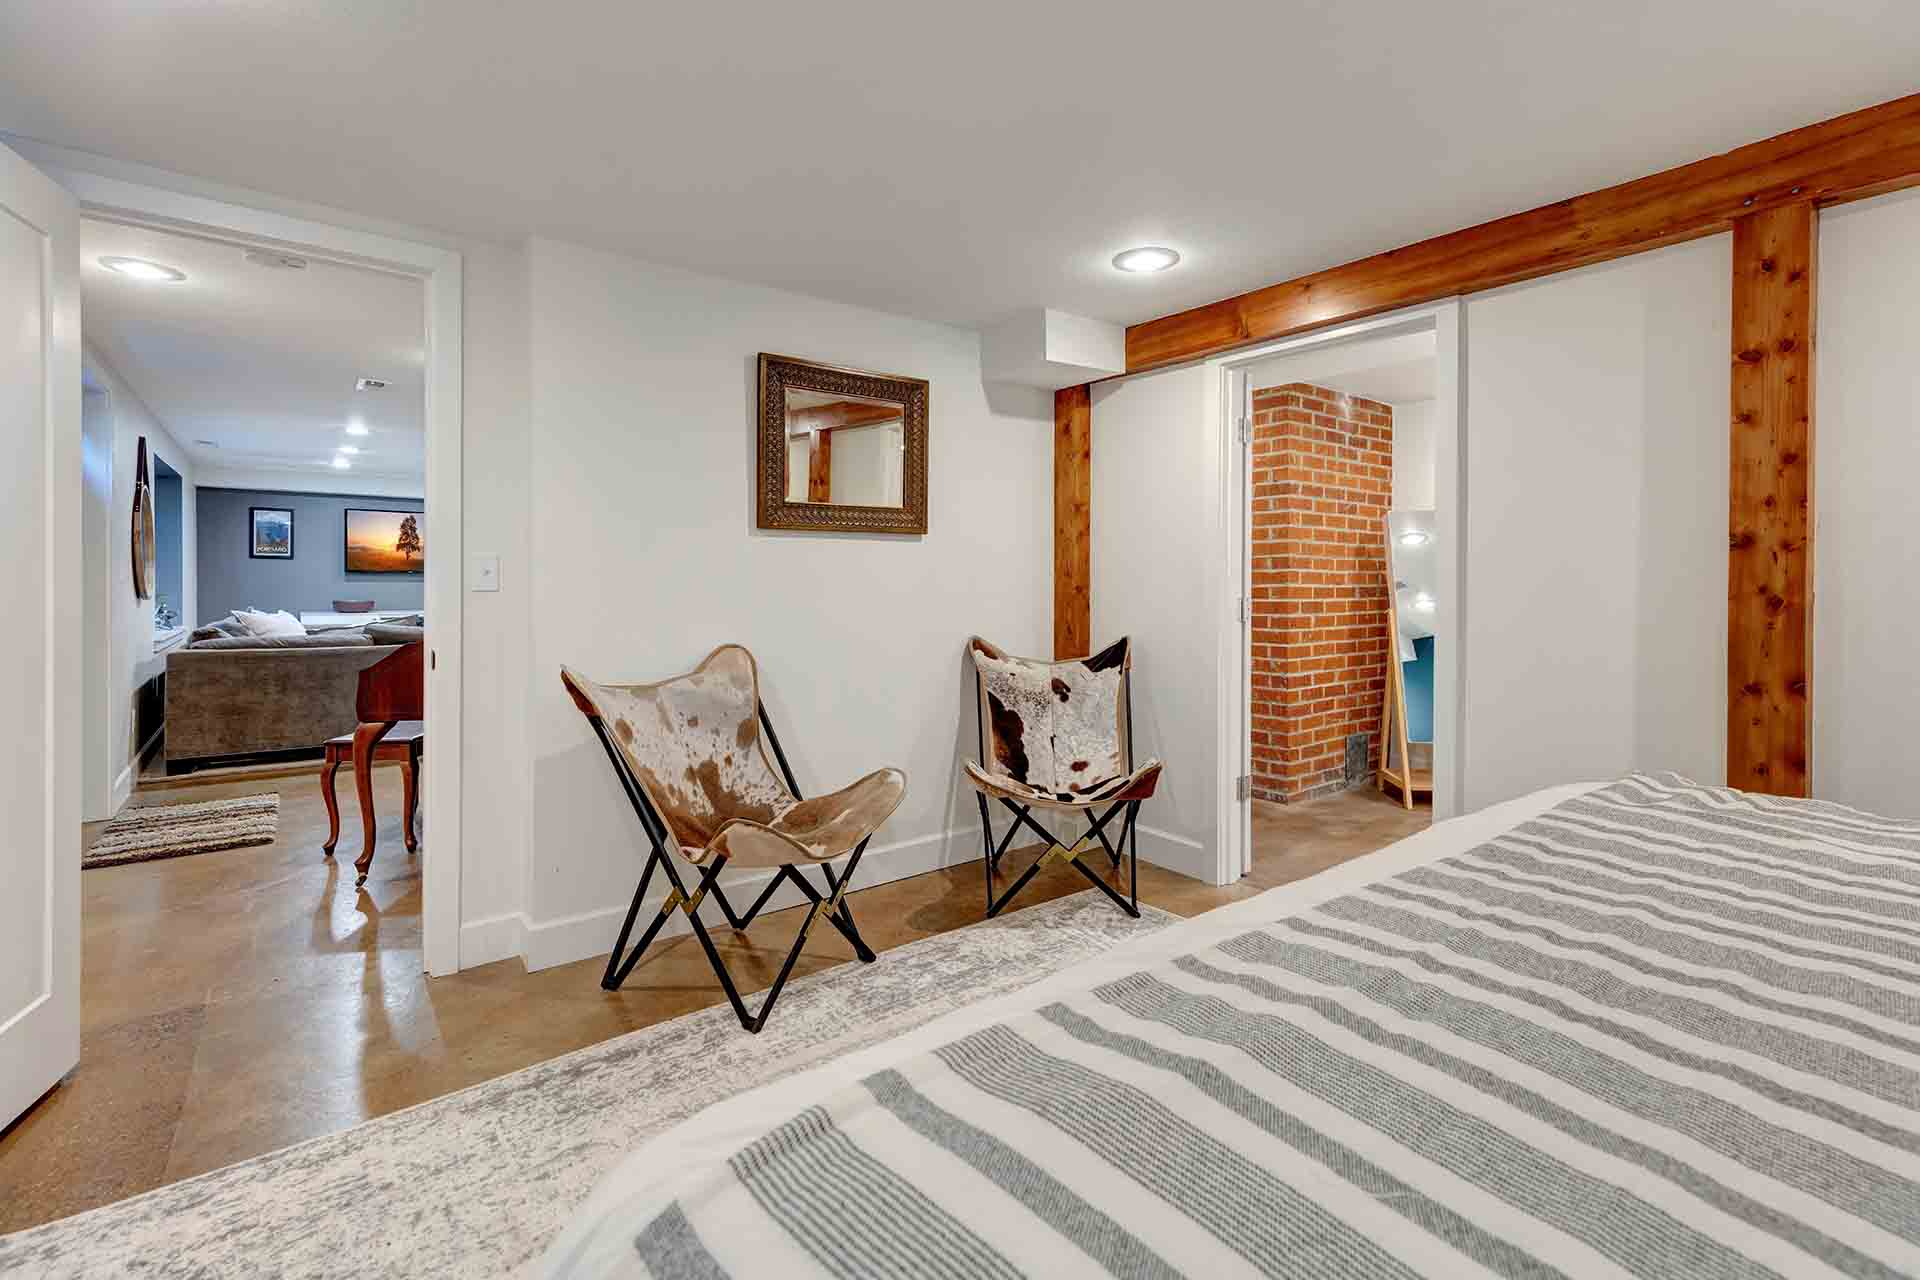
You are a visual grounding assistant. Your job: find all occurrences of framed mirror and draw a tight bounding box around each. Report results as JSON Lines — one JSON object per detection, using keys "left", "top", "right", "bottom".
{"left": 131, "top": 436, "right": 156, "bottom": 599}
{"left": 756, "top": 353, "right": 929, "bottom": 534}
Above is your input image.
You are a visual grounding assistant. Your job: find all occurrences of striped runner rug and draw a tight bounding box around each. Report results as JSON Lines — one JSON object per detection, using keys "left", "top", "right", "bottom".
{"left": 84, "top": 793, "right": 279, "bottom": 868}
{"left": 553, "top": 772, "right": 1920, "bottom": 1279}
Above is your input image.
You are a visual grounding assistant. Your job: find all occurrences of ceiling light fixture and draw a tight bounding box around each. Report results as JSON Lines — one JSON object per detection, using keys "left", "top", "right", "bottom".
{"left": 1398, "top": 530, "right": 1432, "bottom": 547}
{"left": 344, "top": 419, "right": 370, "bottom": 436}
{"left": 99, "top": 256, "right": 186, "bottom": 283}
{"left": 331, "top": 455, "right": 352, "bottom": 470}
{"left": 1111, "top": 246, "right": 1181, "bottom": 274}
{"left": 338, "top": 444, "right": 361, "bottom": 455}
{"left": 1412, "top": 593, "right": 1436, "bottom": 613}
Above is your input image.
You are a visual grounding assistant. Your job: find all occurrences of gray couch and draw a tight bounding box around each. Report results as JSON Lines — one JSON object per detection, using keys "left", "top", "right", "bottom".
{"left": 163, "top": 620, "right": 423, "bottom": 772}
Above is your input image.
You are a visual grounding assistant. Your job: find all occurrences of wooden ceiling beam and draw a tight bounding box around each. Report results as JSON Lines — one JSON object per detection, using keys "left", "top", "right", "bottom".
{"left": 786, "top": 400, "right": 904, "bottom": 432}
{"left": 1125, "top": 93, "right": 1920, "bottom": 373}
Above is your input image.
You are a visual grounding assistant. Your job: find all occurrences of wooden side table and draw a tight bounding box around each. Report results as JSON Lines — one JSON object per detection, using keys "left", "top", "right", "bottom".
{"left": 320, "top": 720, "right": 424, "bottom": 885}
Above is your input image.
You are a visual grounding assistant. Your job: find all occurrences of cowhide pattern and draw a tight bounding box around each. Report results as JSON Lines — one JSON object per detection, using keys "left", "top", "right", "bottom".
{"left": 562, "top": 647, "right": 906, "bottom": 867}
{"left": 969, "top": 636, "right": 1130, "bottom": 802}
{"left": 710, "top": 767, "right": 906, "bottom": 867}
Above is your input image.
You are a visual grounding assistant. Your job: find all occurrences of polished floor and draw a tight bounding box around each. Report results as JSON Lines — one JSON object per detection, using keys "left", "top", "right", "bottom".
{"left": 0, "top": 772, "right": 1427, "bottom": 1235}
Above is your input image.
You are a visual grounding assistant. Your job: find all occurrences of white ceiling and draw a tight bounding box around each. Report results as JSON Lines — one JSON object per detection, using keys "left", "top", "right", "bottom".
{"left": 6, "top": 3, "right": 1918, "bottom": 333}
{"left": 80, "top": 218, "right": 424, "bottom": 481}
{"left": 1246, "top": 330, "right": 1435, "bottom": 404}
{"left": 1313, "top": 359, "right": 1435, "bottom": 406}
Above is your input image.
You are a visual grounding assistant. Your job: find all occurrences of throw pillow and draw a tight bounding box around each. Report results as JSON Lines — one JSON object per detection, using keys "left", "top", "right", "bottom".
{"left": 235, "top": 607, "right": 305, "bottom": 638}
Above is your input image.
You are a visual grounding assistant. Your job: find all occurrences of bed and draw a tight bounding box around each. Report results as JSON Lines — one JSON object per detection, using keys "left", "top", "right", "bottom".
{"left": 539, "top": 774, "right": 1920, "bottom": 1279}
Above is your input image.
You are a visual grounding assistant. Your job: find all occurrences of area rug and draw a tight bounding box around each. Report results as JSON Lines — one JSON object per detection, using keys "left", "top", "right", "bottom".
{"left": 0, "top": 890, "right": 1176, "bottom": 1279}
{"left": 82, "top": 793, "right": 280, "bottom": 868}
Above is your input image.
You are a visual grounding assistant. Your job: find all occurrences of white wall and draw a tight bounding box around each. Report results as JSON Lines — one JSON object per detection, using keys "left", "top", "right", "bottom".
{"left": 1391, "top": 398, "right": 1438, "bottom": 509}
{"left": 1812, "top": 187, "right": 1920, "bottom": 816}
{"left": 82, "top": 343, "right": 196, "bottom": 816}
{"left": 80, "top": 378, "right": 112, "bottom": 820}
{"left": 830, "top": 422, "right": 903, "bottom": 506}
{"left": 1461, "top": 236, "right": 1729, "bottom": 809}
{"left": 520, "top": 238, "right": 1054, "bottom": 968}
{"left": 1090, "top": 364, "right": 1223, "bottom": 881}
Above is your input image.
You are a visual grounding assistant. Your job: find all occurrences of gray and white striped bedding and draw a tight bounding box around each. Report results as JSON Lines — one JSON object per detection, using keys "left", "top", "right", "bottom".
{"left": 551, "top": 774, "right": 1920, "bottom": 1278}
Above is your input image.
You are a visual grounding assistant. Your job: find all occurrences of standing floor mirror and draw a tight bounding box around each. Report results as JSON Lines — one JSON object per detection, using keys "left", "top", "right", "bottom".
{"left": 1380, "top": 509, "right": 1436, "bottom": 808}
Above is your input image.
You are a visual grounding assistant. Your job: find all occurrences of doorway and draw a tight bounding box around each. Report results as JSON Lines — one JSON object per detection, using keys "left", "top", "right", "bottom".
{"left": 1214, "top": 304, "right": 1464, "bottom": 880}
{"left": 44, "top": 163, "right": 467, "bottom": 976}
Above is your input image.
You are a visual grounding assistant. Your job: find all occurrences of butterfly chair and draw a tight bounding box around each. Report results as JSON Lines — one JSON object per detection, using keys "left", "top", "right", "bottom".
{"left": 963, "top": 636, "right": 1162, "bottom": 919}
{"left": 562, "top": 646, "right": 907, "bottom": 1034}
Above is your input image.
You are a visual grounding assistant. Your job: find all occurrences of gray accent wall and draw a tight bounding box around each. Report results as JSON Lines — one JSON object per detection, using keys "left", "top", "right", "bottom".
{"left": 153, "top": 458, "right": 184, "bottom": 624}
{"left": 197, "top": 487, "right": 425, "bottom": 623}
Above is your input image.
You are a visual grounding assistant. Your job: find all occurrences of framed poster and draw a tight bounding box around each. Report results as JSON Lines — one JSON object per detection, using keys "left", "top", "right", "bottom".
{"left": 249, "top": 507, "right": 294, "bottom": 559}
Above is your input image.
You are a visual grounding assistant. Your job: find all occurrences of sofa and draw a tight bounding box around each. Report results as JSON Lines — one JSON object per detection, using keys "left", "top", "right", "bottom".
{"left": 163, "top": 618, "right": 425, "bottom": 772}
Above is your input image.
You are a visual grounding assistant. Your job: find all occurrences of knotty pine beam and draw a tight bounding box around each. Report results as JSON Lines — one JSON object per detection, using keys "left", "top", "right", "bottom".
{"left": 1053, "top": 385, "right": 1091, "bottom": 658}
{"left": 805, "top": 429, "right": 832, "bottom": 502}
{"left": 787, "top": 399, "right": 903, "bottom": 431}
{"left": 1125, "top": 93, "right": 1920, "bottom": 373}
{"left": 1728, "top": 203, "right": 1815, "bottom": 796}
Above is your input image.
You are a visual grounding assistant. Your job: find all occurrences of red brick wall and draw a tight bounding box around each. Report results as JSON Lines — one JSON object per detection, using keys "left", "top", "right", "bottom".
{"left": 1249, "top": 383, "right": 1392, "bottom": 802}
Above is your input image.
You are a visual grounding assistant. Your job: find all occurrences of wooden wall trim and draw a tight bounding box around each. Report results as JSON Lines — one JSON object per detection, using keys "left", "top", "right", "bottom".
{"left": 1053, "top": 385, "right": 1091, "bottom": 658}
{"left": 1728, "top": 203, "right": 1816, "bottom": 796}
{"left": 1125, "top": 93, "right": 1920, "bottom": 373}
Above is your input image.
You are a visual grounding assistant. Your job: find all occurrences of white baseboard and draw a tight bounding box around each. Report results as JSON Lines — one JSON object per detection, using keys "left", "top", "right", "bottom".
{"left": 1132, "top": 822, "right": 1210, "bottom": 882}
{"left": 516, "top": 825, "right": 983, "bottom": 974}
{"left": 458, "top": 911, "right": 527, "bottom": 970}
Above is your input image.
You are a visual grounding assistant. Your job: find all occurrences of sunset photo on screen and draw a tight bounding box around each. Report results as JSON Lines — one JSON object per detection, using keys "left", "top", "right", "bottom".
{"left": 344, "top": 508, "right": 425, "bottom": 574}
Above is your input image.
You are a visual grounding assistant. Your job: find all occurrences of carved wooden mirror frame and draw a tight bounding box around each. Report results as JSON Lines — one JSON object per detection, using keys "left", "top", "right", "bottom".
{"left": 755, "top": 353, "right": 929, "bottom": 534}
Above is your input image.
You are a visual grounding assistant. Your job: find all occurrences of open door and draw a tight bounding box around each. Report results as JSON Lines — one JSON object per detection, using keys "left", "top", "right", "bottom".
{"left": 0, "top": 140, "right": 82, "bottom": 1129}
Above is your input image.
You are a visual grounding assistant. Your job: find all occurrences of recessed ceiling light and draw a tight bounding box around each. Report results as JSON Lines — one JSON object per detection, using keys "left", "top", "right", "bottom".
{"left": 344, "top": 419, "right": 370, "bottom": 436}
{"left": 338, "top": 444, "right": 360, "bottom": 455}
{"left": 99, "top": 256, "right": 185, "bottom": 283}
{"left": 331, "top": 455, "right": 352, "bottom": 470}
{"left": 1398, "top": 530, "right": 1432, "bottom": 547}
{"left": 1112, "top": 246, "right": 1181, "bottom": 274}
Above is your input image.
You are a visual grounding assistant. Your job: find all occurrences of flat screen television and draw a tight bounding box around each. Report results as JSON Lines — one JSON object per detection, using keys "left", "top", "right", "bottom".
{"left": 344, "top": 508, "right": 425, "bottom": 575}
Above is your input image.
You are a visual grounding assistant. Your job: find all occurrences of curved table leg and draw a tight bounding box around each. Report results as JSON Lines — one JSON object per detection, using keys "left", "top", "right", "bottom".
{"left": 320, "top": 747, "right": 342, "bottom": 856}
{"left": 352, "top": 720, "right": 396, "bottom": 886}
{"left": 401, "top": 746, "right": 419, "bottom": 853}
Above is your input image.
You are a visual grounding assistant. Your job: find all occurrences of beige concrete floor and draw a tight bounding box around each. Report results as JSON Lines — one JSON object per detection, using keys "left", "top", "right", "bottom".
{"left": 0, "top": 772, "right": 1427, "bottom": 1234}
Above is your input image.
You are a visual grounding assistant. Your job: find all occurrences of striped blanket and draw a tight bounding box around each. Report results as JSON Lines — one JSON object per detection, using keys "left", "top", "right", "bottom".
{"left": 548, "top": 775, "right": 1920, "bottom": 1279}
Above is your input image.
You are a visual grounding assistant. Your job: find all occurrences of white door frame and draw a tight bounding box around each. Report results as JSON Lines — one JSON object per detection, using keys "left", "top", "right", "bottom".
{"left": 1208, "top": 300, "right": 1466, "bottom": 883}
{"left": 45, "top": 166, "right": 466, "bottom": 977}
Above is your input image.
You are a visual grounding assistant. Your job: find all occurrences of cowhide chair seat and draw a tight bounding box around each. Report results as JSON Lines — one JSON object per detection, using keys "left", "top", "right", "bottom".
{"left": 961, "top": 636, "right": 1162, "bottom": 918}
{"left": 562, "top": 645, "right": 906, "bottom": 1033}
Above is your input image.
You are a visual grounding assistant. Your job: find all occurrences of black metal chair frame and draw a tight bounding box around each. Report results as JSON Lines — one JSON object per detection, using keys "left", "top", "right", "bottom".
{"left": 973, "top": 671, "right": 1142, "bottom": 920}
{"left": 581, "top": 703, "right": 877, "bottom": 1035}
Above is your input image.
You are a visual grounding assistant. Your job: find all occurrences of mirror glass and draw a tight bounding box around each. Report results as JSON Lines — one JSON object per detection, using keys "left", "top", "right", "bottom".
{"left": 1387, "top": 508, "right": 1438, "bottom": 747}
{"left": 781, "top": 387, "right": 906, "bottom": 508}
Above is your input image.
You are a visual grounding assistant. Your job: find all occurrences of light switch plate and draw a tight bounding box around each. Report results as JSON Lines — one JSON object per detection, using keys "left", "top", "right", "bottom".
{"left": 468, "top": 553, "right": 501, "bottom": 592}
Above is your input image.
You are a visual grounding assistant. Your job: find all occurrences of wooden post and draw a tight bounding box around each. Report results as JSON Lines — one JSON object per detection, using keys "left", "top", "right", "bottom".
{"left": 1053, "top": 385, "right": 1091, "bottom": 658}
{"left": 806, "top": 429, "right": 831, "bottom": 502}
{"left": 1728, "top": 202, "right": 1815, "bottom": 796}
